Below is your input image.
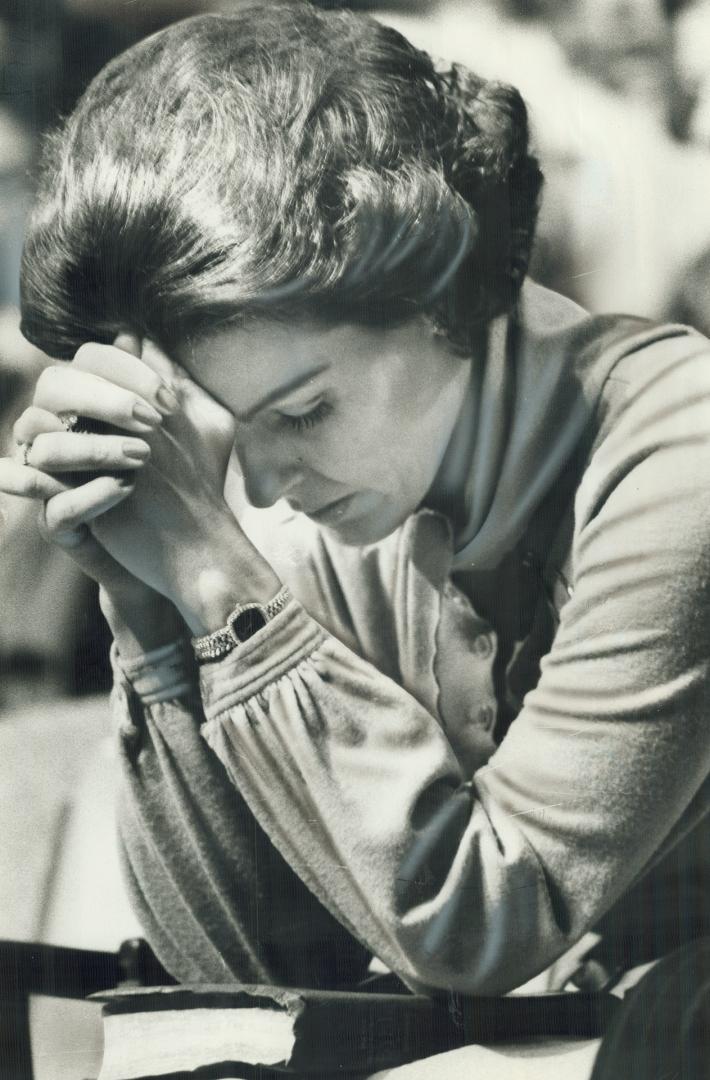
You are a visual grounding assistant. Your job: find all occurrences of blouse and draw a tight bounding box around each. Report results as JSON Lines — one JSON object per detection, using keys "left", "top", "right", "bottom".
{"left": 110, "top": 283, "right": 710, "bottom": 995}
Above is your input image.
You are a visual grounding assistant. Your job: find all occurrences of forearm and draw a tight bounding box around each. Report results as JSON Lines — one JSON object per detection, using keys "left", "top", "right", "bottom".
{"left": 109, "top": 632, "right": 370, "bottom": 987}
{"left": 100, "top": 583, "right": 185, "bottom": 660}
{"left": 195, "top": 597, "right": 565, "bottom": 995}
{"left": 201, "top": 595, "right": 710, "bottom": 996}
{"left": 169, "top": 514, "right": 282, "bottom": 637}
{"left": 110, "top": 521, "right": 573, "bottom": 994}
{"left": 98, "top": 496, "right": 282, "bottom": 656}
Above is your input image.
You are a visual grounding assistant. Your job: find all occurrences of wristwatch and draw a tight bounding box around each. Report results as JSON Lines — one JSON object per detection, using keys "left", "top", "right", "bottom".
{"left": 191, "top": 586, "right": 291, "bottom": 663}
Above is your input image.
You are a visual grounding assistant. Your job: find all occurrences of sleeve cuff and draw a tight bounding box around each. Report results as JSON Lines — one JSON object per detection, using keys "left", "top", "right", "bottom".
{"left": 113, "top": 638, "right": 195, "bottom": 704}
{"left": 198, "top": 597, "right": 326, "bottom": 719}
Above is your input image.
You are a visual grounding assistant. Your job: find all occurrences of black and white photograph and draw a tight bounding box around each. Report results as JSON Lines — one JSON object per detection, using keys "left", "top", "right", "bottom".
{"left": 1, "top": 2, "right": 710, "bottom": 1077}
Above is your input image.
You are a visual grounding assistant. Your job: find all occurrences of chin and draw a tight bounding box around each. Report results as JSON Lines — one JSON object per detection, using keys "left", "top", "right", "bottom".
{"left": 325, "top": 502, "right": 412, "bottom": 547}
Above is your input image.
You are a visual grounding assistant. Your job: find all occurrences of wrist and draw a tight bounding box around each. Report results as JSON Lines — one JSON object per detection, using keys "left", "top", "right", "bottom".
{"left": 176, "top": 525, "right": 281, "bottom": 636}
{"left": 100, "top": 585, "right": 184, "bottom": 660}
{"left": 191, "top": 585, "right": 291, "bottom": 663}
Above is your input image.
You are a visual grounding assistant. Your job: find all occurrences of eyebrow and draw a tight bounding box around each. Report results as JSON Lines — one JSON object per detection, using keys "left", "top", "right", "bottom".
{"left": 236, "top": 363, "right": 330, "bottom": 422}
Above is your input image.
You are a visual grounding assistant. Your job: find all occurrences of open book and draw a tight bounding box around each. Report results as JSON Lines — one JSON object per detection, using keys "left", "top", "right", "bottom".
{"left": 92, "top": 983, "right": 618, "bottom": 1078}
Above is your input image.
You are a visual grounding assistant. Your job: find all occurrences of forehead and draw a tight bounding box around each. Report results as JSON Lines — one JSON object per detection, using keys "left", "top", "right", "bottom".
{"left": 179, "top": 317, "right": 343, "bottom": 365}
{"left": 171, "top": 313, "right": 437, "bottom": 416}
{"left": 173, "top": 319, "right": 344, "bottom": 405}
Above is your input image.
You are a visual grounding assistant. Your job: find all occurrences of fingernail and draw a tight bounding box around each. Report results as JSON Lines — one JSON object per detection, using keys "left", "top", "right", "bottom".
{"left": 132, "top": 402, "right": 162, "bottom": 426}
{"left": 155, "top": 384, "right": 179, "bottom": 414}
{"left": 123, "top": 441, "right": 150, "bottom": 461}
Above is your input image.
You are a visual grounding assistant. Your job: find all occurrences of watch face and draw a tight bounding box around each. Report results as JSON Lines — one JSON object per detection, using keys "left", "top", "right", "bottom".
{"left": 230, "top": 605, "right": 267, "bottom": 642}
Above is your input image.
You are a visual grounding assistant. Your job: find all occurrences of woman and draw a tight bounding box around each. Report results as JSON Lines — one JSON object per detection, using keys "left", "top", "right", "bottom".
{"left": 2, "top": 2, "right": 709, "bottom": 996}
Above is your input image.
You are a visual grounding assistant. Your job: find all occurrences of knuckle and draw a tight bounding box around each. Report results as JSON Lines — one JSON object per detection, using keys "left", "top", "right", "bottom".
{"left": 11, "top": 413, "right": 27, "bottom": 443}
{"left": 30, "top": 472, "right": 60, "bottom": 501}
{"left": 29, "top": 434, "right": 51, "bottom": 467}
{"left": 35, "top": 365, "right": 61, "bottom": 401}
{"left": 24, "top": 472, "right": 43, "bottom": 499}
{"left": 63, "top": 511, "right": 82, "bottom": 531}
{"left": 36, "top": 505, "right": 50, "bottom": 541}
{"left": 0, "top": 458, "right": 15, "bottom": 492}
{"left": 73, "top": 342, "right": 99, "bottom": 369}
{"left": 46, "top": 500, "right": 77, "bottom": 533}
{"left": 92, "top": 441, "right": 109, "bottom": 465}
{"left": 42, "top": 499, "right": 59, "bottom": 532}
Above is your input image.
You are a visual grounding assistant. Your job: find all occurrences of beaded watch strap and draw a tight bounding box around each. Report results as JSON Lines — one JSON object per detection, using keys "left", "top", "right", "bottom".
{"left": 191, "top": 586, "right": 291, "bottom": 663}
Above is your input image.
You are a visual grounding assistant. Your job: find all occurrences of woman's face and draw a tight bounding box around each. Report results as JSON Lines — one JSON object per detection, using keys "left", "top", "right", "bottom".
{"left": 176, "top": 317, "right": 472, "bottom": 546}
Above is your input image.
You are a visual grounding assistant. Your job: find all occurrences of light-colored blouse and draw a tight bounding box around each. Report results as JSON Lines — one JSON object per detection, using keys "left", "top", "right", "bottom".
{"left": 111, "top": 283, "right": 710, "bottom": 994}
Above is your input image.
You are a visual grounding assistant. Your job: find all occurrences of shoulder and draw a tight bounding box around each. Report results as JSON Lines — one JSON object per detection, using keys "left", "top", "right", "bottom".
{"left": 519, "top": 291, "right": 710, "bottom": 602}
{"left": 567, "top": 319, "right": 710, "bottom": 606}
{"left": 579, "top": 321, "right": 710, "bottom": 503}
{"left": 519, "top": 281, "right": 710, "bottom": 469}
{"left": 596, "top": 320, "right": 710, "bottom": 398}
{"left": 518, "top": 279, "right": 710, "bottom": 379}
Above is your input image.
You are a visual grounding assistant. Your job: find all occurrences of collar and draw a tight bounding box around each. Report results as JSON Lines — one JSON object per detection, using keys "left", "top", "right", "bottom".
{"left": 448, "top": 282, "right": 596, "bottom": 571}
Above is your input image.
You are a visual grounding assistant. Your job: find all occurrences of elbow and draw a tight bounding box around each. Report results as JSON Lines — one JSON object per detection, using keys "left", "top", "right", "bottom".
{"left": 380, "top": 781, "right": 566, "bottom": 993}
{"left": 382, "top": 911, "right": 542, "bottom": 993}
{"left": 384, "top": 872, "right": 564, "bottom": 996}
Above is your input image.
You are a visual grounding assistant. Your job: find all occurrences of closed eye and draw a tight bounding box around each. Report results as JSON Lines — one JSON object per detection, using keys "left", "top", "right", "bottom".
{"left": 277, "top": 399, "right": 333, "bottom": 433}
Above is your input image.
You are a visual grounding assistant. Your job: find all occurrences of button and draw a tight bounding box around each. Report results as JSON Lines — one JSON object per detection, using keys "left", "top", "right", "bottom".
{"left": 477, "top": 704, "right": 495, "bottom": 730}
{"left": 473, "top": 631, "right": 494, "bottom": 659}
{"left": 521, "top": 550, "right": 537, "bottom": 571}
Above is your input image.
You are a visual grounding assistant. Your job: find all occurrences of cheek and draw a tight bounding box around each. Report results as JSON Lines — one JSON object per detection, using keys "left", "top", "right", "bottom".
{"left": 337, "top": 412, "right": 435, "bottom": 498}
{"left": 297, "top": 408, "right": 409, "bottom": 492}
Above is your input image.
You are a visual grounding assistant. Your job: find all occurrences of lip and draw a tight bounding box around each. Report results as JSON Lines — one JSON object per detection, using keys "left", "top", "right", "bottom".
{"left": 305, "top": 494, "right": 354, "bottom": 524}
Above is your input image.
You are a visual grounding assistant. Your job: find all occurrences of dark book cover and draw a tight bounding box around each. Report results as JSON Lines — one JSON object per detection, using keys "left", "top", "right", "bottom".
{"left": 92, "top": 983, "right": 619, "bottom": 1078}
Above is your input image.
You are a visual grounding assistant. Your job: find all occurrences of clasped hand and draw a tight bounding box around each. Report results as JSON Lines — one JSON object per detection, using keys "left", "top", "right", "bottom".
{"left": 0, "top": 333, "right": 258, "bottom": 636}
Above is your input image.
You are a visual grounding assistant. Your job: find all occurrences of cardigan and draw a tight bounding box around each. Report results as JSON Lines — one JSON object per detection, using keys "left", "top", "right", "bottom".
{"left": 111, "top": 283, "right": 710, "bottom": 995}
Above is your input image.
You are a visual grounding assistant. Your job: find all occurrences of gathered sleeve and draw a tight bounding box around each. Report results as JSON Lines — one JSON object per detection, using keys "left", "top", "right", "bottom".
{"left": 115, "top": 336, "right": 710, "bottom": 996}
{"left": 198, "top": 597, "right": 564, "bottom": 995}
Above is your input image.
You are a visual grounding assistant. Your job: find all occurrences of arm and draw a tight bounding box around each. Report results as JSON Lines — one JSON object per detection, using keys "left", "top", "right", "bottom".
{"left": 11, "top": 335, "right": 708, "bottom": 994}
{"left": 107, "top": 606, "right": 374, "bottom": 990}
{"left": 171, "top": 342, "right": 710, "bottom": 995}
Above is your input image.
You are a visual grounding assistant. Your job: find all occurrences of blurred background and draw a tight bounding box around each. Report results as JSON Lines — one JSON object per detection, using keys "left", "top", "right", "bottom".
{"left": 1, "top": 1, "right": 710, "bottom": 1076}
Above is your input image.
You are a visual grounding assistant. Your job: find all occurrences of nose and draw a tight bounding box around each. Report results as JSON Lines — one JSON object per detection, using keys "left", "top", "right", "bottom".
{"left": 235, "top": 437, "right": 303, "bottom": 510}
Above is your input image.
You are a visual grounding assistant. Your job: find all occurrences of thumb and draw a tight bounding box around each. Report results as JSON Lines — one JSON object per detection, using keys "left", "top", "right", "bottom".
{"left": 113, "top": 331, "right": 143, "bottom": 359}
{"left": 140, "top": 338, "right": 183, "bottom": 384}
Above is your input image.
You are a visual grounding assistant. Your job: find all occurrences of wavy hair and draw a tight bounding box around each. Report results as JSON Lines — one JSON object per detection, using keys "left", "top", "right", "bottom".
{"left": 20, "top": 1, "right": 543, "bottom": 359}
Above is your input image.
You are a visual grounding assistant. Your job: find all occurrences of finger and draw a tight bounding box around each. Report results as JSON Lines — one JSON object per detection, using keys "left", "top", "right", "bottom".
{"left": 141, "top": 339, "right": 236, "bottom": 463}
{"left": 113, "top": 331, "right": 142, "bottom": 358}
{"left": 13, "top": 406, "right": 65, "bottom": 445}
{"left": 141, "top": 338, "right": 183, "bottom": 385}
{"left": 179, "top": 374, "right": 236, "bottom": 451}
{"left": 42, "top": 475, "right": 134, "bottom": 541}
{"left": 28, "top": 431, "right": 151, "bottom": 472}
{"left": 151, "top": 341, "right": 235, "bottom": 437}
{"left": 0, "top": 457, "right": 69, "bottom": 499}
{"left": 33, "top": 364, "right": 164, "bottom": 434}
{"left": 73, "top": 341, "right": 179, "bottom": 416}
{"left": 38, "top": 515, "right": 89, "bottom": 551}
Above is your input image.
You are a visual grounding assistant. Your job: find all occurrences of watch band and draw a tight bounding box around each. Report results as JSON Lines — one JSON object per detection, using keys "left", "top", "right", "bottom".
{"left": 191, "top": 586, "right": 291, "bottom": 663}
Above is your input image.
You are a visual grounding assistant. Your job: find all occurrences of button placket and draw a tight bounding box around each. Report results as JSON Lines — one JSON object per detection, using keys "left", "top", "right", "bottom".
{"left": 477, "top": 703, "right": 495, "bottom": 730}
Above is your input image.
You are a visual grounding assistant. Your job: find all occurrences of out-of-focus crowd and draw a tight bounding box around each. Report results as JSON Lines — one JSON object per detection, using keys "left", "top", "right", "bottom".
{"left": 1, "top": 0, "right": 710, "bottom": 705}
